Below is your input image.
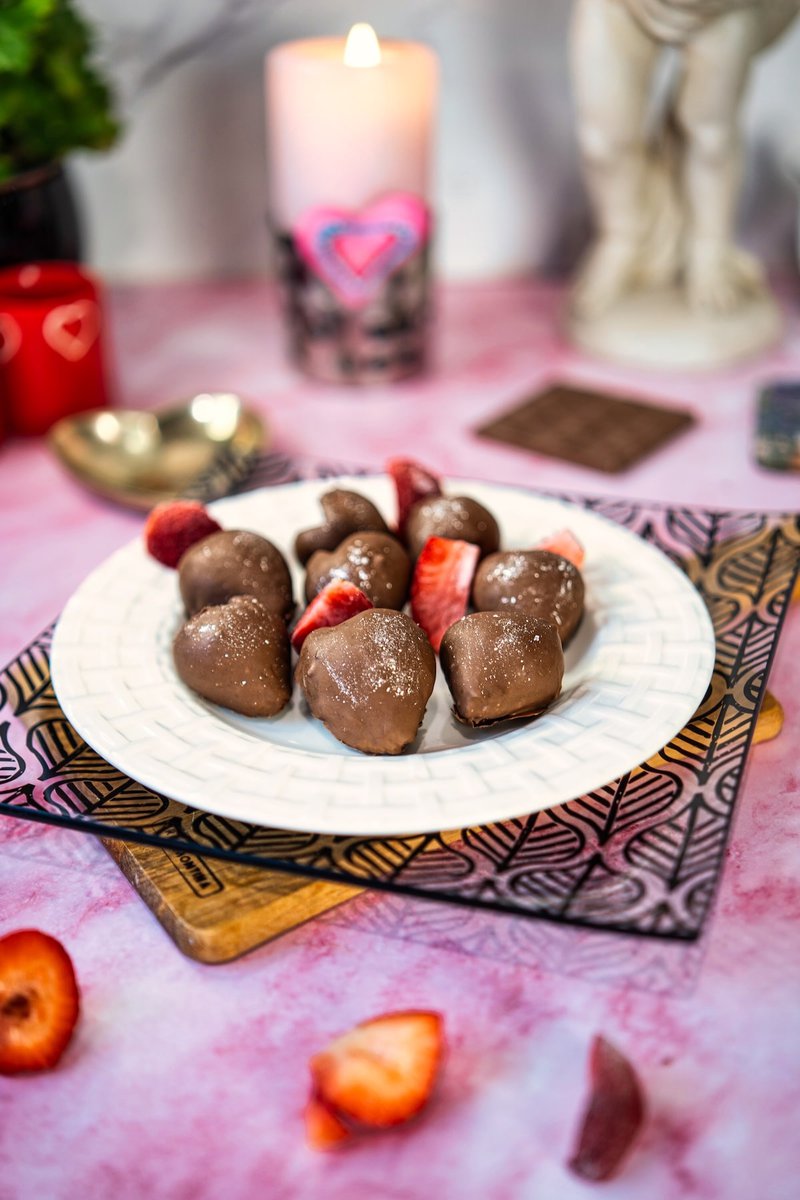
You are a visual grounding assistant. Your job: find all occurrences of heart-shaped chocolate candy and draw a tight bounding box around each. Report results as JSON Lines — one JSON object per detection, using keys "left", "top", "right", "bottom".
{"left": 405, "top": 496, "right": 501, "bottom": 559}
{"left": 294, "top": 489, "right": 389, "bottom": 565}
{"left": 173, "top": 595, "right": 292, "bottom": 717}
{"left": 440, "top": 611, "right": 564, "bottom": 726}
{"left": 179, "top": 529, "right": 294, "bottom": 621}
{"left": 472, "top": 549, "right": 584, "bottom": 644}
{"left": 296, "top": 608, "right": 436, "bottom": 754}
{"left": 305, "top": 531, "right": 411, "bottom": 609}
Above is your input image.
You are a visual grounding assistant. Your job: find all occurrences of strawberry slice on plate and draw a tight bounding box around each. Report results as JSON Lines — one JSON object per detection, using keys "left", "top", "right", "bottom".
{"left": 535, "top": 529, "right": 585, "bottom": 569}
{"left": 305, "top": 1093, "right": 354, "bottom": 1150}
{"left": 145, "top": 500, "right": 222, "bottom": 568}
{"left": 291, "top": 580, "right": 374, "bottom": 652}
{"left": 310, "top": 1010, "right": 444, "bottom": 1130}
{"left": 0, "top": 929, "right": 80, "bottom": 1075}
{"left": 411, "top": 536, "right": 480, "bottom": 652}
{"left": 387, "top": 458, "right": 442, "bottom": 539}
{"left": 568, "top": 1034, "right": 646, "bottom": 1182}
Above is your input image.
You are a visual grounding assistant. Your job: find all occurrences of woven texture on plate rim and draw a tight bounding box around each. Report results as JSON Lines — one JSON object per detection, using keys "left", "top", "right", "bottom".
{"left": 47, "top": 477, "right": 716, "bottom": 836}
{"left": 0, "top": 453, "right": 798, "bottom": 941}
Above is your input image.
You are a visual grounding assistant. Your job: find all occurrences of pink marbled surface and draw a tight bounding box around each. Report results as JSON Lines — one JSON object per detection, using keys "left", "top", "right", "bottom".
{"left": 1, "top": 280, "right": 799, "bottom": 1200}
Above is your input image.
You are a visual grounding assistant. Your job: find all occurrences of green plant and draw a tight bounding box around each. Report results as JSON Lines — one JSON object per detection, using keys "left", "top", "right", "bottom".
{"left": 0, "top": 0, "right": 119, "bottom": 182}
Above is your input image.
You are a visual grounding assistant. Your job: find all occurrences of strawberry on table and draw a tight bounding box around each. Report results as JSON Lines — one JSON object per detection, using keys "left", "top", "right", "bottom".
{"left": 387, "top": 458, "right": 442, "bottom": 539}
{"left": 291, "top": 580, "right": 374, "bottom": 652}
{"left": 411, "top": 536, "right": 480, "bottom": 653}
{"left": 535, "top": 529, "right": 585, "bottom": 569}
{"left": 0, "top": 929, "right": 80, "bottom": 1075}
{"left": 568, "top": 1034, "right": 646, "bottom": 1182}
{"left": 144, "top": 499, "right": 222, "bottom": 568}
{"left": 305, "top": 1093, "right": 353, "bottom": 1151}
{"left": 310, "top": 1010, "right": 444, "bottom": 1132}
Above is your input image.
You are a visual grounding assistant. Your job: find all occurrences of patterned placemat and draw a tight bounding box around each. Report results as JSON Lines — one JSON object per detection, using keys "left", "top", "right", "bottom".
{"left": 1, "top": 454, "right": 798, "bottom": 942}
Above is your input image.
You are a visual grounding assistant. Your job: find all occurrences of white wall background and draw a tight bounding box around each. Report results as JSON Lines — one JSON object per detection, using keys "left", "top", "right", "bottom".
{"left": 70, "top": 0, "right": 800, "bottom": 282}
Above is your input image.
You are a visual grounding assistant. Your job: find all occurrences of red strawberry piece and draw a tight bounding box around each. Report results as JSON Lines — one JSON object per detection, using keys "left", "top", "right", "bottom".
{"left": 310, "top": 1010, "right": 444, "bottom": 1129}
{"left": 0, "top": 930, "right": 80, "bottom": 1075}
{"left": 305, "top": 1092, "right": 354, "bottom": 1151}
{"left": 568, "top": 1034, "right": 646, "bottom": 1182}
{"left": 387, "top": 458, "right": 442, "bottom": 538}
{"left": 144, "top": 500, "right": 222, "bottom": 569}
{"left": 411, "top": 536, "right": 480, "bottom": 653}
{"left": 291, "top": 580, "right": 374, "bottom": 652}
{"left": 535, "top": 529, "right": 585, "bottom": 569}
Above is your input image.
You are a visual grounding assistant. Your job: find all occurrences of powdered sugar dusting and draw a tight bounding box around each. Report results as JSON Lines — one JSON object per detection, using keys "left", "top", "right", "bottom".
{"left": 323, "top": 610, "right": 432, "bottom": 705}
{"left": 474, "top": 549, "right": 584, "bottom": 641}
{"left": 297, "top": 608, "right": 437, "bottom": 754}
{"left": 441, "top": 610, "right": 564, "bottom": 723}
{"left": 307, "top": 532, "right": 410, "bottom": 609}
{"left": 407, "top": 495, "right": 500, "bottom": 555}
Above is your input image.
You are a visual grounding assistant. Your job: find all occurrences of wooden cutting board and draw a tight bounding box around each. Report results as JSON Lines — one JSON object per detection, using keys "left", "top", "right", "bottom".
{"left": 103, "top": 839, "right": 360, "bottom": 963}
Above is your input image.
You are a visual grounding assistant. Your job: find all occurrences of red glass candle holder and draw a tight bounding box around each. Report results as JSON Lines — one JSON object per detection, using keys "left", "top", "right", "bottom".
{"left": 0, "top": 261, "right": 111, "bottom": 437}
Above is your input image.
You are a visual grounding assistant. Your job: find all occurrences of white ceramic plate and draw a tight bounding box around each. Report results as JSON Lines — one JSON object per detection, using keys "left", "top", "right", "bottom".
{"left": 51, "top": 477, "right": 715, "bottom": 837}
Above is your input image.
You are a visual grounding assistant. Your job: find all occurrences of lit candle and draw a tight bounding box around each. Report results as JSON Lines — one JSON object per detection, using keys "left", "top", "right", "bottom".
{"left": 267, "top": 25, "right": 437, "bottom": 228}
{"left": 265, "top": 26, "right": 439, "bottom": 385}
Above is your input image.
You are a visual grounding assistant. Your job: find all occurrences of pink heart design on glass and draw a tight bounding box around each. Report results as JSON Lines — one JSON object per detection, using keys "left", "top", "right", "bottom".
{"left": 294, "top": 193, "right": 430, "bottom": 309}
{"left": 42, "top": 300, "right": 100, "bottom": 362}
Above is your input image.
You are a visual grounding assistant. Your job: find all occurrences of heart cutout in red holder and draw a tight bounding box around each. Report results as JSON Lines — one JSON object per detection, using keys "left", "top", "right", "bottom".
{"left": 42, "top": 300, "right": 100, "bottom": 363}
{"left": 294, "top": 193, "right": 430, "bottom": 309}
{"left": 0, "top": 313, "right": 22, "bottom": 365}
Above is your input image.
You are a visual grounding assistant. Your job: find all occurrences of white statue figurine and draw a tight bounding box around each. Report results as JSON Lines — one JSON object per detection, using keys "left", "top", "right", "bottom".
{"left": 569, "top": 0, "right": 800, "bottom": 368}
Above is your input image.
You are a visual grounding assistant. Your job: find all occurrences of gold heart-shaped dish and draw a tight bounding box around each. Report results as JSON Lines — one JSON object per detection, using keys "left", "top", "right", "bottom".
{"left": 49, "top": 393, "right": 266, "bottom": 510}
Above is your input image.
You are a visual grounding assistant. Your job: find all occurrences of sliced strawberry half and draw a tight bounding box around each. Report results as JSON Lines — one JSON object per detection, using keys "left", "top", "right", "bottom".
{"left": 305, "top": 1092, "right": 354, "bottom": 1151}
{"left": 0, "top": 929, "right": 80, "bottom": 1075}
{"left": 310, "top": 1010, "right": 444, "bottom": 1130}
{"left": 291, "top": 580, "right": 374, "bottom": 652}
{"left": 145, "top": 500, "right": 222, "bottom": 568}
{"left": 568, "top": 1034, "right": 646, "bottom": 1182}
{"left": 411, "top": 536, "right": 480, "bottom": 653}
{"left": 535, "top": 529, "right": 585, "bottom": 569}
{"left": 387, "top": 458, "right": 442, "bottom": 539}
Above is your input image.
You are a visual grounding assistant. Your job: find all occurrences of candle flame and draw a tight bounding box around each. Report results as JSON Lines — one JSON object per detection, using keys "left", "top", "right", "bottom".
{"left": 344, "top": 23, "right": 381, "bottom": 68}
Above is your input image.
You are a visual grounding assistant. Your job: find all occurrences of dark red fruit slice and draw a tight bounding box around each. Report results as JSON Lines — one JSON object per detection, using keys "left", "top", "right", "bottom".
{"left": 568, "top": 1034, "right": 646, "bottom": 1182}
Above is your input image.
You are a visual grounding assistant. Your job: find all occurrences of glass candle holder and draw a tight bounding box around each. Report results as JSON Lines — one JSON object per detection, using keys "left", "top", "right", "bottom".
{"left": 266, "top": 27, "right": 438, "bottom": 385}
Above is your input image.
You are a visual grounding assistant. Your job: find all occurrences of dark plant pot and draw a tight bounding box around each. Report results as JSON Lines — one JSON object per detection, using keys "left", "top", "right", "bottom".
{"left": 0, "top": 162, "right": 82, "bottom": 269}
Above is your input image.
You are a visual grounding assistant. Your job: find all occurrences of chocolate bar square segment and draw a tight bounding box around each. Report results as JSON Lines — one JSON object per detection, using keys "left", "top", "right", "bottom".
{"left": 476, "top": 385, "right": 695, "bottom": 473}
